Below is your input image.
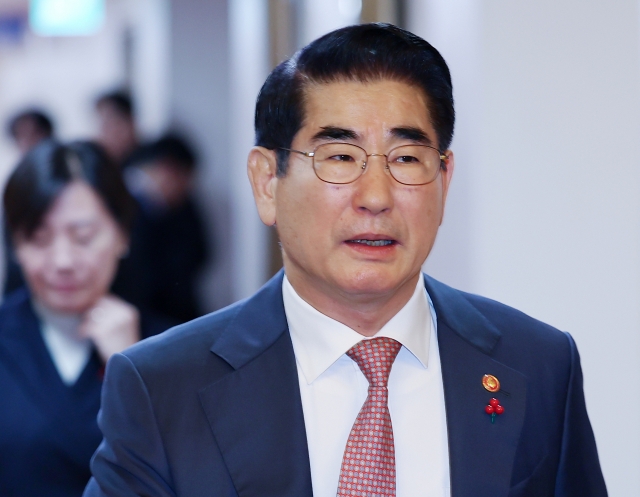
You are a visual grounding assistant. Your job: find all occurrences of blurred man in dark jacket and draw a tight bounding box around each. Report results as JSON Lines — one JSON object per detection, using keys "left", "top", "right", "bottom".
{"left": 113, "top": 134, "right": 210, "bottom": 323}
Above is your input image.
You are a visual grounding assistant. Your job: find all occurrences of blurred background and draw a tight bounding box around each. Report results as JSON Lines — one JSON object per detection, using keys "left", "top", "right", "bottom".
{"left": 0, "top": 0, "right": 638, "bottom": 493}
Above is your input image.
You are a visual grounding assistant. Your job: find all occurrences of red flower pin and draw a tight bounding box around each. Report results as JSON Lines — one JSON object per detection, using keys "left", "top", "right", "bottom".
{"left": 485, "top": 397, "right": 504, "bottom": 423}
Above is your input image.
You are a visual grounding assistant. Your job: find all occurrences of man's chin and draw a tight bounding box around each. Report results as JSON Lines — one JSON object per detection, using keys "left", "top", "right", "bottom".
{"left": 331, "top": 267, "right": 417, "bottom": 299}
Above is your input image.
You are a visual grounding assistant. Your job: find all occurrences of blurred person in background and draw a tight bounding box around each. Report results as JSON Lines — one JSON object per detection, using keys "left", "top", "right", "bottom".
{"left": 113, "top": 133, "right": 210, "bottom": 323}
{"left": 0, "top": 141, "right": 169, "bottom": 497}
{"left": 94, "top": 90, "right": 139, "bottom": 167}
{"left": 6, "top": 108, "right": 55, "bottom": 156}
{"left": 4, "top": 109, "right": 56, "bottom": 296}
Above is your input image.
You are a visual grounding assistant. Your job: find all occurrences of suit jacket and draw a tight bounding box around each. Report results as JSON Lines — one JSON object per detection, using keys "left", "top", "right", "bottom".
{"left": 0, "top": 288, "right": 171, "bottom": 497}
{"left": 84, "top": 271, "right": 607, "bottom": 497}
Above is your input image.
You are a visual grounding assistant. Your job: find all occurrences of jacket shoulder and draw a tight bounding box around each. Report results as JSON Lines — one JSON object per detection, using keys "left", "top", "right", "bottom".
{"left": 461, "top": 290, "right": 567, "bottom": 341}
{"left": 120, "top": 299, "right": 245, "bottom": 381}
{"left": 126, "top": 298, "right": 244, "bottom": 356}
{"left": 425, "top": 274, "right": 573, "bottom": 366}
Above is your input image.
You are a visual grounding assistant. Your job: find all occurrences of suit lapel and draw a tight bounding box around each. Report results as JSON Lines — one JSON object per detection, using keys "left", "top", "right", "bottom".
{"left": 426, "top": 276, "right": 527, "bottom": 497}
{"left": 199, "top": 271, "right": 313, "bottom": 497}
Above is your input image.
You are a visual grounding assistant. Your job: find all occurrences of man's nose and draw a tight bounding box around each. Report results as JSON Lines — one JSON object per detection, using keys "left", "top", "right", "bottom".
{"left": 353, "top": 154, "right": 394, "bottom": 214}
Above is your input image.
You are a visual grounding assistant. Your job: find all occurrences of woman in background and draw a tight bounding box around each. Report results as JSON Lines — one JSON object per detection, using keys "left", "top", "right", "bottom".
{"left": 0, "top": 140, "right": 169, "bottom": 496}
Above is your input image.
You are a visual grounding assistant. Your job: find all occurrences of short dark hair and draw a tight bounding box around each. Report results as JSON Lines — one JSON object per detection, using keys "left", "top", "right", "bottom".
{"left": 127, "top": 134, "right": 198, "bottom": 172}
{"left": 3, "top": 140, "right": 136, "bottom": 239}
{"left": 254, "top": 23, "right": 455, "bottom": 176}
{"left": 95, "top": 90, "right": 134, "bottom": 119}
{"left": 7, "top": 109, "right": 54, "bottom": 139}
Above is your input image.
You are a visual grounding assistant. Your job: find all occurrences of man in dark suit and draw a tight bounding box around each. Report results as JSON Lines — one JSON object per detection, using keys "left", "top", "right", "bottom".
{"left": 84, "top": 24, "right": 607, "bottom": 496}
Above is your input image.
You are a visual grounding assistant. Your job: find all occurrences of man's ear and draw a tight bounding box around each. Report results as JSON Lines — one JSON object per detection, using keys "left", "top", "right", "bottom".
{"left": 439, "top": 150, "right": 455, "bottom": 225}
{"left": 247, "top": 147, "right": 279, "bottom": 226}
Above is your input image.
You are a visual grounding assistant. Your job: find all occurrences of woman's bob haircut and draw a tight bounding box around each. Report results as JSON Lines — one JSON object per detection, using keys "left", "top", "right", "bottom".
{"left": 3, "top": 140, "right": 136, "bottom": 240}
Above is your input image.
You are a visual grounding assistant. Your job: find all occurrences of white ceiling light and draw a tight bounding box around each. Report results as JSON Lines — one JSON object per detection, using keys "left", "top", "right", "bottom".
{"left": 29, "top": 0, "right": 105, "bottom": 36}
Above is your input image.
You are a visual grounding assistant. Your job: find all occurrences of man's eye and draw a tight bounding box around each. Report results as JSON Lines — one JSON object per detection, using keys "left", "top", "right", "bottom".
{"left": 394, "top": 155, "right": 420, "bottom": 164}
{"left": 328, "top": 154, "right": 356, "bottom": 162}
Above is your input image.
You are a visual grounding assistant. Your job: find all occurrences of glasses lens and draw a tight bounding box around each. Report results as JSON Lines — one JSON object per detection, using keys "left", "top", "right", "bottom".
{"left": 313, "top": 143, "right": 366, "bottom": 184}
{"left": 387, "top": 145, "right": 442, "bottom": 185}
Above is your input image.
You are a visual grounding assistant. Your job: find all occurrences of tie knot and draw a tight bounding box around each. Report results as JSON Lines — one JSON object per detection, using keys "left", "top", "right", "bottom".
{"left": 347, "top": 337, "right": 402, "bottom": 388}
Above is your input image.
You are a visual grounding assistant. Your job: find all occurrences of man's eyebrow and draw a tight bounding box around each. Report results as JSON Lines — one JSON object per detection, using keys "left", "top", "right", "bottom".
{"left": 311, "top": 126, "right": 360, "bottom": 143}
{"left": 390, "top": 127, "right": 434, "bottom": 146}
{"left": 310, "top": 125, "right": 434, "bottom": 146}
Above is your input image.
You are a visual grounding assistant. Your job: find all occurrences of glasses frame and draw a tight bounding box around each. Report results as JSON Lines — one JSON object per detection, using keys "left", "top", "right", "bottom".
{"left": 279, "top": 142, "right": 449, "bottom": 186}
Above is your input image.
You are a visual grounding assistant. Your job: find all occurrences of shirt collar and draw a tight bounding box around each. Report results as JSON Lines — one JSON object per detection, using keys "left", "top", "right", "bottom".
{"left": 283, "top": 273, "right": 432, "bottom": 385}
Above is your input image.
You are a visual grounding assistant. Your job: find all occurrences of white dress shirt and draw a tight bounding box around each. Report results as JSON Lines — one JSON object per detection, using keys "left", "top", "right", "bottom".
{"left": 34, "top": 301, "right": 91, "bottom": 386}
{"left": 283, "top": 274, "right": 451, "bottom": 497}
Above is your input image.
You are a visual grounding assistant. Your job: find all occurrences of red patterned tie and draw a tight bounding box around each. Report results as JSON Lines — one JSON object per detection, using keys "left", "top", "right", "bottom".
{"left": 337, "top": 337, "right": 402, "bottom": 497}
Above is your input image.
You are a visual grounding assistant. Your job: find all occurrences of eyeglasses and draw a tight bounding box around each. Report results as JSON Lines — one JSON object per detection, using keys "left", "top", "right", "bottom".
{"left": 280, "top": 142, "right": 448, "bottom": 185}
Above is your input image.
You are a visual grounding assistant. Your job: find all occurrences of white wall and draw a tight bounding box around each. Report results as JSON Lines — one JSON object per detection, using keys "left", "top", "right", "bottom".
{"left": 228, "top": 0, "right": 270, "bottom": 301}
{"left": 410, "top": 1, "right": 640, "bottom": 494}
{"left": 169, "top": 0, "right": 234, "bottom": 309}
{"left": 299, "top": 0, "right": 362, "bottom": 46}
{"left": 128, "top": 0, "right": 171, "bottom": 138}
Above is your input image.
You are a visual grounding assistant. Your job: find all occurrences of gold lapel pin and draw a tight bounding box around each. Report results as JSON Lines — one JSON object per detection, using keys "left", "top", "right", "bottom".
{"left": 482, "top": 374, "right": 500, "bottom": 393}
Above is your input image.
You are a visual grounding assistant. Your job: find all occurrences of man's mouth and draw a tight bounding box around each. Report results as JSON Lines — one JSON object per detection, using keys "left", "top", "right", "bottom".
{"left": 347, "top": 239, "right": 396, "bottom": 247}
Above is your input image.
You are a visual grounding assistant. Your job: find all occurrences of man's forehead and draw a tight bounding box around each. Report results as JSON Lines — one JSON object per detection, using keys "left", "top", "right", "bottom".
{"left": 302, "top": 77, "right": 427, "bottom": 99}
{"left": 298, "top": 79, "right": 437, "bottom": 145}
